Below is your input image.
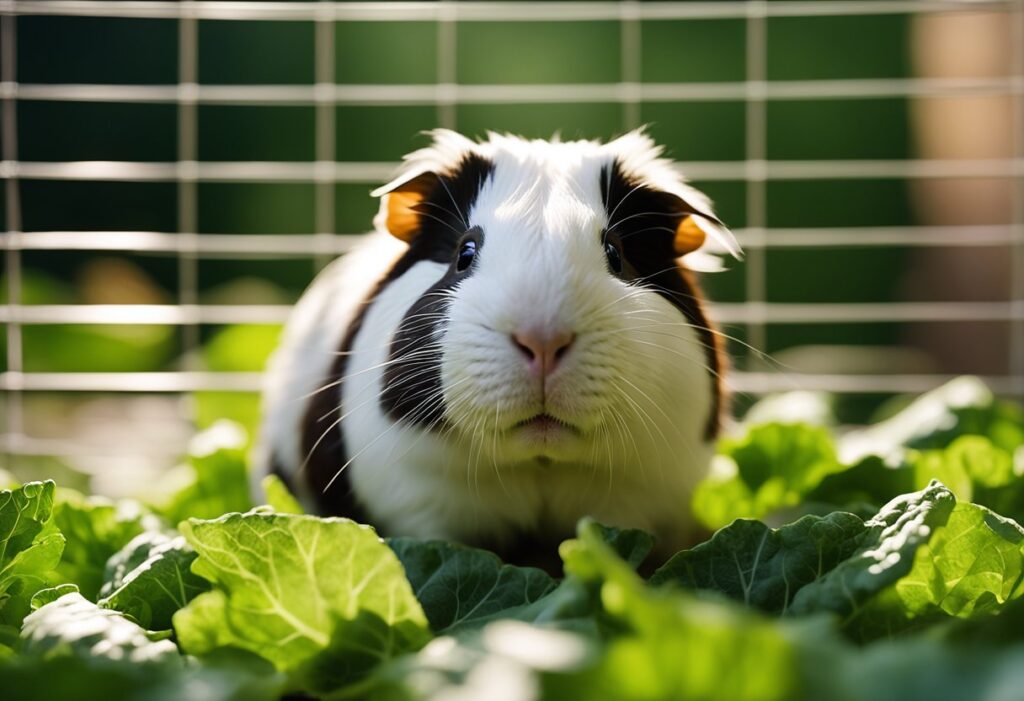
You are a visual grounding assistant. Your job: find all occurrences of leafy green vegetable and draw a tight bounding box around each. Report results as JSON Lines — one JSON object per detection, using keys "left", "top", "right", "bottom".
{"left": 838, "top": 376, "right": 998, "bottom": 461}
{"left": 154, "top": 420, "right": 253, "bottom": 524}
{"left": 261, "top": 474, "right": 304, "bottom": 515}
{"left": 389, "top": 538, "right": 557, "bottom": 634}
{"left": 550, "top": 519, "right": 804, "bottom": 701}
{"left": 650, "top": 511, "right": 867, "bottom": 613}
{"left": 804, "top": 455, "right": 915, "bottom": 517}
{"left": 98, "top": 531, "right": 209, "bottom": 631}
{"left": 51, "top": 490, "right": 159, "bottom": 600}
{"left": 31, "top": 584, "right": 80, "bottom": 610}
{"left": 893, "top": 503, "right": 1024, "bottom": 619}
{"left": 0, "top": 481, "right": 65, "bottom": 626}
{"left": 590, "top": 522, "right": 655, "bottom": 570}
{"left": 6, "top": 593, "right": 284, "bottom": 701}
{"left": 692, "top": 423, "right": 841, "bottom": 529}
{"left": 906, "top": 395, "right": 1024, "bottom": 455}
{"left": 2, "top": 378, "right": 1023, "bottom": 701}
{"left": 790, "top": 481, "right": 956, "bottom": 618}
{"left": 21, "top": 591, "right": 181, "bottom": 665}
{"left": 174, "top": 511, "right": 430, "bottom": 696}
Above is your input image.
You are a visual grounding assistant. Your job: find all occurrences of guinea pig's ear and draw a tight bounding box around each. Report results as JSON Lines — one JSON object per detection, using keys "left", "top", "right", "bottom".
{"left": 672, "top": 204, "right": 738, "bottom": 273}
{"left": 603, "top": 128, "right": 742, "bottom": 265}
{"left": 370, "top": 169, "right": 437, "bottom": 243}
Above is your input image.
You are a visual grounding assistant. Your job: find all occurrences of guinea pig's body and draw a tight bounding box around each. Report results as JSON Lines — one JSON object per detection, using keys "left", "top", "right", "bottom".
{"left": 256, "top": 130, "right": 739, "bottom": 561}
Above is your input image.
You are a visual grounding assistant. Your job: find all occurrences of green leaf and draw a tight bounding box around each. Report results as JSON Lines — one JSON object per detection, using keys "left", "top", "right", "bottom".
{"left": 650, "top": 511, "right": 867, "bottom": 613}
{"left": 388, "top": 538, "right": 557, "bottom": 634}
{"left": 8, "top": 590, "right": 284, "bottom": 701}
{"left": 98, "top": 531, "right": 210, "bottom": 631}
{"left": 21, "top": 591, "right": 180, "bottom": 666}
{"left": 831, "top": 374, "right": 999, "bottom": 462}
{"left": 870, "top": 503, "right": 1024, "bottom": 627}
{"left": 51, "top": 490, "right": 160, "bottom": 600}
{"left": 31, "top": 584, "right": 80, "bottom": 610}
{"left": 693, "top": 423, "right": 841, "bottom": 529}
{"left": 590, "top": 523, "right": 655, "bottom": 570}
{"left": 154, "top": 421, "right": 253, "bottom": 524}
{"left": 0, "top": 481, "right": 57, "bottom": 575}
{"left": 805, "top": 455, "right": 915, "bottom": 516}
{"left": 551, "top": 519, "right": 804, "bottom": 701}
{"left": 0, "top": 481, "right": 65, "bottom": 626}
{"left": 261, "top": 474, "right": 304, "bottom": 515}
{"left": 790, "top": 481, "right": 956, "bottom": 617}
{"left": 174, "top": 511, "right": 430, "bottom": 696}
{"left": 908, "top": 396, "right": 1024, "bottom": 455}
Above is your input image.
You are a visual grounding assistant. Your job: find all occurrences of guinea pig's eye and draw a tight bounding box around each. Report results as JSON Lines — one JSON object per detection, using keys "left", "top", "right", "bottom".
{"left": 456, "top": 239, "right": 478, "bottom": 272}
{"left": 604, "top": 240, "right": 623, "bottom": 274}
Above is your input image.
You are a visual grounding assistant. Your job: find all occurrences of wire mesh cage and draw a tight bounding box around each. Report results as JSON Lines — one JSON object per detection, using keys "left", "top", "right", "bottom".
{"left": 1, "top": 0, "right": 1023, "bottom": 495}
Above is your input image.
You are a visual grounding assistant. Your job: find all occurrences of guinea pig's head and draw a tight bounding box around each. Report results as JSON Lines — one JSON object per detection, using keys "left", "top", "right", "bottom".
{"left": 372, "top": 130, "right": 740, "bottom": 469}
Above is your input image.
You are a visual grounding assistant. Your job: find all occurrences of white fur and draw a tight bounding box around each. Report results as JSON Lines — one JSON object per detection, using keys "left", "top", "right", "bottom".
{"left": 256, "top": 129, "right": 738, "bottom": 554}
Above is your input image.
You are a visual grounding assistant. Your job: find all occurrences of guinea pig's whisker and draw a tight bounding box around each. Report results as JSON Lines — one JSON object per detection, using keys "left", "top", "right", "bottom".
{"left": 380, "top": 383, "right": 466, "bottom": 478}
{"left": 616, "top": 314, "right": 788, "bottom": 369}
{"left": 298, "top": 412, "right": 347, "bottom": 477}
{"left": 432, "top": 173, "right": 470, "bottom": 229}
{"left": 294, "top": 345, "right": 445, "bottom": 406}
{"left": 630, "top": 262, "right": 694, "bottom": 283}
{"left": 608, "top": 380, "right": 660, "bottom": 465}
{"left": 606, "top": 390, "right": 645, "bottom": 469}
{"left": 303, "top": 341, "right": 448, "bottom": 443}
{"left": 617, "top": 225, "right": 679, "bottom": 240}
{"left": 606, "top": 209, "right": 678, "bottom": 234}
{"left": 322, "top": 384, "right": 455, "bottom": 494}
{"left": 417, "top": 199, "right": 467, "bottom": 228}
{"left": 616, "top": 374, "right": 679, "bottom": 446}
{"left": 605, "top": 181, "right": 649, "bottom": 229}
{"left": 411, "top": 210, "right": 468, "bottom": 237}
{"left": 489, "top": 402, "right": 500, "bottom": 470}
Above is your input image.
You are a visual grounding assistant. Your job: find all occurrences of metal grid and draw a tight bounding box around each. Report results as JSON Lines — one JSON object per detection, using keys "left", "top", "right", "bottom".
{"left": 2, "top": 0, "right": 1024, "bottom": 464}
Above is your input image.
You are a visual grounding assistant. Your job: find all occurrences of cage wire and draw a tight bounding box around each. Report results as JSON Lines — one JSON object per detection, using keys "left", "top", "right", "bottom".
{"left": 1, "top": 1, "right": 1023, "bottom": 489}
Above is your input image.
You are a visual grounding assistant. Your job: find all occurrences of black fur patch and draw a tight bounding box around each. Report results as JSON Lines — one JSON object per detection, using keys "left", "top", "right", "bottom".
{"left": 300, "top": 153, "right": 494, "bottom": 516}
{"left": 600, "top": 160, "right": 726, "bottom": 440}
{"left": 380, "top": 227, "right": 484, "bottom": 426}
{"left": 378, "top": 154, "right": 494, "bottom": 428}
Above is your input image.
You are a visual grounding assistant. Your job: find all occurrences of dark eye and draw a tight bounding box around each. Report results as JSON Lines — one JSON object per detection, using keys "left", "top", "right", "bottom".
{"left": 604, "top": 240, "right": 623, "bottom": 274}
{"left": 456, "top": 239, "right": 477, "bottom": 272}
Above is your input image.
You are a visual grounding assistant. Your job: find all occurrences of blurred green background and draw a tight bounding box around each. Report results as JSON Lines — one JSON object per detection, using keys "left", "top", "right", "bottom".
{"left": 1, "top": 6, "right": 1019, "bottom": 491}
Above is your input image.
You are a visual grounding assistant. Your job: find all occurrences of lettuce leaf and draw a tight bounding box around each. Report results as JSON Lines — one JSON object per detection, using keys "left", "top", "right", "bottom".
{"left": 0, "top": 481, "right": 65, "bottom": 626}
{"left": 97, "top": 531, "right": 209, "bottom": 631}
{"left": 174, "top": 511, "right": 430, "bottom": 696}
{"left": 650, "top": 511, "right": 867, "bottom": 613}
{"left": 790, "top": 481, "right": 956, "bottom": 617}
{"left": 153, "top": 421, "right": 253, "bottom": 524}
{"left": 7, "top": 591, "right": 283, "bottom": 701}
{"left": 547, "top": 519, "right": 804, "bottom": 701}
{"left": 389, "top": 538, "right": 557, "bottom": 635}
{"left": 21, "top": 591, "right": 180, "bottom": 665}
{"left": 261, "top": 474, "right": 304, "bottom": 515}
{"left": 51, "top": 490, "right": 160, "bottom": 600}
{"left": 693, "top": 423, "right": 841, "bottom": 529}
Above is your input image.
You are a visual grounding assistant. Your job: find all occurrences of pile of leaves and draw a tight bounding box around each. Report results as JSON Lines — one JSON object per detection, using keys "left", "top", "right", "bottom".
{"left": 2, "top": 377, "right": 1023, "bottom": 700}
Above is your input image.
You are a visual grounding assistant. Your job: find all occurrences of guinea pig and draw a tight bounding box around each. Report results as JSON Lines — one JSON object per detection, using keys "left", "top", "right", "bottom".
{"left": 255, "top": 129, "right": 740, "bottom": 565}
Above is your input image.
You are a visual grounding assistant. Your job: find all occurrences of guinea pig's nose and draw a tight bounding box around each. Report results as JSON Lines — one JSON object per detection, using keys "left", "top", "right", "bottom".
{"left": 511, "top": 328, "right": 575, "bottom": 378}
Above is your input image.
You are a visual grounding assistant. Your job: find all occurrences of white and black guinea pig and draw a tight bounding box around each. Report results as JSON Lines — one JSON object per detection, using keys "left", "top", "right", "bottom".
{"left": 255, "top": 129, "right": 741, "bottom": 565}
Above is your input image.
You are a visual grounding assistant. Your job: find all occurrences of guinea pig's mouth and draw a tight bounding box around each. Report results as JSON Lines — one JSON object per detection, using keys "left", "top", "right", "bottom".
{"left": 512, "top": 413, "right": 581, "bottom": 435}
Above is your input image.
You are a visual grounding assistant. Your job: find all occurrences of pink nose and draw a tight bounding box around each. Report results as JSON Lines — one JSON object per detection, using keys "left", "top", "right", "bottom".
{"left": 511, "top": 328, "right": 575, "bottom": 378}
